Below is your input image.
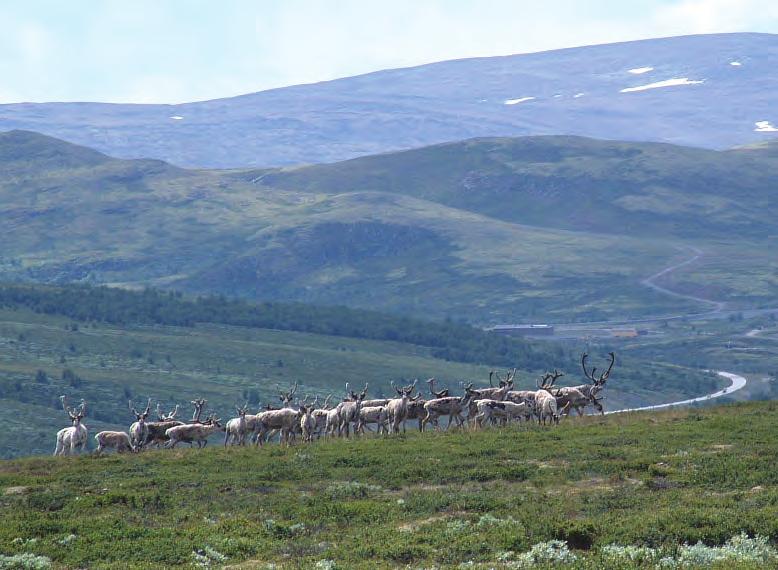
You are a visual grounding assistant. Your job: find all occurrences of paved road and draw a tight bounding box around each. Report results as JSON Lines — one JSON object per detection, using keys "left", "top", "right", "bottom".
{"left": 605, "top": 371, "right": 747, "bottom": 415}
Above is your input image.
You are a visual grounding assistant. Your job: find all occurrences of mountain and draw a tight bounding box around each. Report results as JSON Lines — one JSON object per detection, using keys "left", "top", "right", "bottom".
{"left": 0, "top": 130, "right": 772, "bottom": 322}
{"left": 1, "top": 33, "right": 776, "bottom": 168}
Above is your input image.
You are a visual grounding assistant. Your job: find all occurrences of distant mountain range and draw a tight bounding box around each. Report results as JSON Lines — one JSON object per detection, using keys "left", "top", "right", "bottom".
{"left": 1, "top": 33, "right": 776, "bottom": 168}
{"left": 1, "top": 130, "right": 773, "bottom": 322}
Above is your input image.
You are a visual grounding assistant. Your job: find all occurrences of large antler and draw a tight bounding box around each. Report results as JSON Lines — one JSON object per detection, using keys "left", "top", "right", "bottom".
{"left": 190, "top": 398, "right": 207, "bottom": 422}
{"left": 61, "top": 395, "right": 76, "bottom": 420}
{"left": 599, "top": 352, "right": 616, "bottom": 383}
{"left": 582, "top": 352, "right": 616, "bottom": 385}
{"left": 426, "top": 378, "right": 449, "bottom": 398}
{"left": 581, "top": 353, "right": 597, "bottom": 383}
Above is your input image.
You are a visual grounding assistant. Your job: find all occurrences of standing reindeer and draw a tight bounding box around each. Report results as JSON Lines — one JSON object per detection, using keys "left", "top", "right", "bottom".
{"left": 95, "top": 431, "right": 135, "bottom": 454}
{"left": 422, "top": 382, "right": 474, "bottom": 431}
{"left": 335, "top": 382, "right": 368, "bottom": 437}
{"left": 224, "top": 403, "right": 250, "bottom": 446}
{"left": 143, "top": 404, "right": 184, "bottom": 448}
{"left": 300, "top": 404, "right": 317, "bottom": 442}
{"left": 564, "top": 352, "right": 615, "bottom": 416}
{"left": 128, "top": 398, "right": 152, "bottom": 450}
{"left": 386, "top": 380, "right": 418, "bottom": 434}
{"left": 166, "top": 415, "right": 224, "bottom": 448}
{"left": 53, "top": 396, "right": 88, "bottom": 456}
{"left": 535, "top": 370, "right": 565, "bottom": 425}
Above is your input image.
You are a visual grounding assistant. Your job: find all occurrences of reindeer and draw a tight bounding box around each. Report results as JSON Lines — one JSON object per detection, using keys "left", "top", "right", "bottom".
{"left": 224, "top": 403, "right": 250, "bottom": 446}
{"left": 276, "top": 381, "right": 298, "bottom": 407}
{"left": 356, "top": 405, "right": 390, "bottom": 435}
{"left": 535, "top": 370, "right": 564, "bottom": 425}
{"left": 404, "top": 397, "right": 427, "bottom": 432}
{"left": 300, "top": 404, "right": 317, "bottom": 442}
{"left": 422, "top": 383, "right": 474, "bottom": 431}
{"left": 53, "top": 396, "right": 88, "bottom": 456}
{"left": 465, "top": 369, "right": 516, "bottom": 420}
{"left": 474, "top": 400, "right": 531, "bottom": 428}
{"left": 554, "top": 352, "right": 615, "bottom": 416}
{"left": 386, "top": 380, "right": 419, "bottom": 434}
{"left": 143, "top": 404, "right": 184, "bottom": 447}
{"left": 165, "top": 415, "right": 224, "bottom": 448}
{"left": 335, "top": 382, "right": 368, "bottom": 437}
{"left": 426, "top": 378, "right": 449, "bottom": 399}
{"left": 128, "top": 398, "right": 152, "bottom": 450}
{"left": 95, "top": 431, "right": 135, "bottom": 454}
{"left": 257, "top": 408, "right": 302, "bottom": 446}
{"left": 554, "top": 387, "right": 604, "bottom": 417}
{"left": 311, "top": 395, "right": 333, "bottom": 439}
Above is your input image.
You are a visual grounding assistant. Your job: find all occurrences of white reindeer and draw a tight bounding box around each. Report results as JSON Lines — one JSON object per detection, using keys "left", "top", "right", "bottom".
{"left": 335, "top": 383, "right": 367, "bottom": 437}
{"left": 386, "top": 380, "right": 418, "bottom": 434}
{"left": 128, "top": 398, "right": 152, "bottom": 450}
{"left": 535, "top": 371, "right": 565, "bottom": 425}
{"left": 53, "top": 396, "right": 88, "bottom": 456}
{"left": 95, "top": 431, "right": 135, "bottom": 454}
{"left": 422, "top": 383, "right": 474, "bottom": 431}
{"left": 224, "top": 403, "right": 250, "bottom": 447}
{"left": 300, "top": 405, "right": 317, "bottom": 442}
{"left": 473, "top": 400, "right": 531, "bottom": 428}
{"left": 356, "top": 405, "right": 390, "bottom": 435}
{"left": 165, "top": 416, "right": 224, "bottom": 448}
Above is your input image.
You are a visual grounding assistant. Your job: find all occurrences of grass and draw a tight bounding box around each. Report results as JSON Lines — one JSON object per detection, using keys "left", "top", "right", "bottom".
{"left": 0, "top": 402, "right": 776, "bottom": 568}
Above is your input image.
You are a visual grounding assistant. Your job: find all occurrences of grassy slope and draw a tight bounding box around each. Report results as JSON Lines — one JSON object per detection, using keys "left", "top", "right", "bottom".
{"left": 3, "top": 130, "right": 771, "bottom": 322}
{"left": 0, "top": 403, "right": 776, "bottom": 568}
{"left": 0, "top": 305, "right": 722, "bottom": 458}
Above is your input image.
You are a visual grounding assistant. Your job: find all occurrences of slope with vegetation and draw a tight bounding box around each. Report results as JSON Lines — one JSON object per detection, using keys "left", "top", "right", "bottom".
{"left": 0, "top": 283, "right": 723, "bottom": 458}
{"left": 1, "top": 130, "right": 772, "bottom": 323}
{"left": 0, "top": 402, "right": 776, "bottom": 568}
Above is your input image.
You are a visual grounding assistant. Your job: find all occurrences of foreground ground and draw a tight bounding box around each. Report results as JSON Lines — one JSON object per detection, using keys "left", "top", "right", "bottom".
{"left": 0, "top": 402, "right": 776, "bottom": 568}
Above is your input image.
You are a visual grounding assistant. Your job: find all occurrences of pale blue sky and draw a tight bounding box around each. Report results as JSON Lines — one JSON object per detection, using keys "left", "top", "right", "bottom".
{"left": 1, "top": 0, "right": 776, "bottom": 104}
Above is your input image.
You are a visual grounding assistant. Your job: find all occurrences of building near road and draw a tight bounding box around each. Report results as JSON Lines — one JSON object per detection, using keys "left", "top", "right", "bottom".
{"left": 486, "top": 324, "right": 555, "bottom": 337}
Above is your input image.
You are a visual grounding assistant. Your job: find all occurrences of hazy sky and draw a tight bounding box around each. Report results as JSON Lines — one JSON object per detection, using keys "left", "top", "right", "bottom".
{"left": 1, "top": 0, "right": 776, "bottom": 104}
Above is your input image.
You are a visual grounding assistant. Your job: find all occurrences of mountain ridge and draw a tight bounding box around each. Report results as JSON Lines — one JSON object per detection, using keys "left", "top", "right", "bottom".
{"left": 1, "top": 33, "right": 775, "bottom": 168}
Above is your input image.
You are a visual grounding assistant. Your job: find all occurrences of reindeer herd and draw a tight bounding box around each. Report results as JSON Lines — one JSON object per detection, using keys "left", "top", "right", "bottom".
{"left": 52, "top": 352, "right": 615, "bottom": 456}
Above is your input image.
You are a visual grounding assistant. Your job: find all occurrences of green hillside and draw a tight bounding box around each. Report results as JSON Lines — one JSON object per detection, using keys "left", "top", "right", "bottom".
{"left": 1, "top": 130, "right": 771, "bottom": 323}
{"left": 248, "top": 136, "right": 774, "bottom": 240}
{"left": 1, "top": 403, "right": 776, "bottom": 568}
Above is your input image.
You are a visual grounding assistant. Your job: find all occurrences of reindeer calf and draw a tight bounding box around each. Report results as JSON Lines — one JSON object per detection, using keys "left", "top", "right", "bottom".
{"left": 95, "top": 431, "right": 135, "bottom": 454}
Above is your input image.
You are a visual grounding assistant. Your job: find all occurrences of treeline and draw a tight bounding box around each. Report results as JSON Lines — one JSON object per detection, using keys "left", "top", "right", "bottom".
{"left": 0, "top": 283, "right": 564, "bottom": 370}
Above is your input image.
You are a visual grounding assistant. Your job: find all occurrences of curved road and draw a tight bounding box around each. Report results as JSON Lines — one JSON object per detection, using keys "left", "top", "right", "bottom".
{"left": 606, "top": 371, "right": 747, "bottom": 415}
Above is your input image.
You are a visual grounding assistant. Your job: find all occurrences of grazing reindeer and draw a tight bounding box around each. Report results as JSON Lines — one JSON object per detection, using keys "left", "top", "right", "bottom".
{"left": 357, "top": 405, "right": 390, "bottom": 435}
{"left": 166, "top": 415, "right": 224, "bottom": 448}
{"left": 95, "top": 431, "right": 135, "bottom": 454}
{"left": 422, "top": 383, "right": 474, "bottom": 431}
{"left": 465, "top": 369, "right": 516, "bottom": 420}
{"left": 224, "top": 403, "right": 250, "bottom": 446}
{"left": 535, "top": 370, "right": 564, "bottom": 425}
{"left": 128, "top": 398, "right": 152, "bottom": 450}
{"left": 53, "top": 396, "right": 88, "bottom": 456}
{"left": 335, "top": 383, "right": 368, "bottom": 437}
{"left": 143, "top": 404, "right": 184, "bottom": 447}
{"left": 300, "top": 404, "right": 317, "bottom": 442}
{"left": 386, "top": 380, "right": 418, "bottom": 434}
{"left": 474, "top": 400, "right": 531, "bottom": 428}
{"left": 553, "top": 387, "right": 604, "bottom": 417}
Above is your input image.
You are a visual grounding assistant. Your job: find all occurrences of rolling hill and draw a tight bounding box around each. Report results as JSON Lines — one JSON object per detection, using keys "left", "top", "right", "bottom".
{"left": 0, "top": 402, "right": 776, "bottom": 567}
{"left": 0, "top": 33, "right": 776, "bottom": 168}
{"left": 1, "top": 130, "right": 773, "bottom": 323}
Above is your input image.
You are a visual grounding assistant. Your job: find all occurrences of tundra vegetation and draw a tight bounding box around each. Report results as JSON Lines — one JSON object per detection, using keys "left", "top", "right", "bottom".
{"left": 0, "top": 402, "right": 776, "bottom": 568}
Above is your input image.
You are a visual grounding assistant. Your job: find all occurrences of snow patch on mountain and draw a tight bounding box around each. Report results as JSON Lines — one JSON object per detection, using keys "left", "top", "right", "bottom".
{"left": 170, "top": 116, "right": 184, "bottom": 120}
{"left": 621, "top": 78, "right": 705, "bottom": 93}
{"left": 730, "top": 61, "right": 742, "bottom": 66}
{"left": 754, "top": 121, "right": 777, "bottom": 132}
{"left": 628, "top": 66, "right": 654, "bottom": 74}
{"left": 504, "top": 97, "right": 535, "bottom": 105}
